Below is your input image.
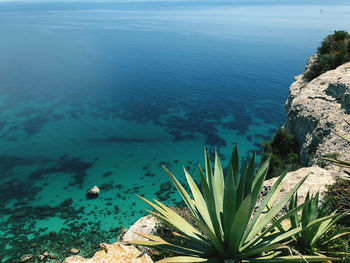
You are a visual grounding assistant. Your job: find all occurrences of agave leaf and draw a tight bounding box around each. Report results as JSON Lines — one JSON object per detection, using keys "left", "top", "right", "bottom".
{"left": 321, "top": 227, "right": 350, "bottom": 245}
{"left": 245, "top": 153, "right": 256, "bottom": 198}
{"left": 145, "top": 209, "right": 201, "bottom": 242}
{"left": 249, "top": 161, "right": 269, "bottom": 219}
{"left": 237, "top": 156, "right": 249, "bottom": 208}
{"left": 310, "top": 192, "right": 319, "bottom": 222}
{"left": 153, "top": 199, "right": 203, "bottom": 236}
{"left": 213, "top": 150, "right": 225, "bottom": 225}
{"left": 244, "top": 255, "right": 340, "bottom": 262}
{"left": 132, "top": 232, "right": 208, "bottom": 255}
{"left": 204, "top": 147, "right": 214, "bottom": 189}
{"left": 266, "top": 213, "right": 340, "bottom": 246}
{"left": 192, "top": 217, "right": 226, "bottom": 257}
{"left": 126, "top": 238, "right": 206, "bottom": 256}
{"left": 156, "top": 256, "right": 218, "bottom": 263}
{"left": 223, "top": 162, "right": 237, "bottom": 236}
{"left": 228, "top": 194, "right": 253, "bottom": 254}
{"left": 243, "top": 198, "right": 313, "bottom": 250}
{"left": 246, "top": 175, "right": 308, "bottom": 243}
{"left": 242, "top": 166, "right": 286, "bottom": 244}
{"left": 240, "top": 243, "right": 284, "bottom": 258}
{"left": 309, "top": 211, "right": 336, "bottom": 246}
{"left": 184, "top": 168, "right": 213, "bottom": 232}
{"left": 301, "top": 192, "right": 311, "bottom": 228}
{"left": 321, "top": 211, "right": 349, "bottom": 234}
{"left": 197, "top": 164, "right": 223, "bottom": 242}
{"left": 163, "top": 166, "right": 198, "bottom": 218}
{"left": 320, "top": 157, "right": 350, "bottom": 167}
{"left": 252, "top": 156, "right": 270, "bottom": 190}
{"left": 334, "top": 131, "right": 350, "bottom": 143}
{"left": 289, "top": 194, "right": 299, "bottom": 230}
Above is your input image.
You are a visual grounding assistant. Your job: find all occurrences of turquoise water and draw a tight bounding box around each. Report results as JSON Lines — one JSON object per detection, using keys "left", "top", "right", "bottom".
{"left": 0, "top": 0, "right": 350, "bottom": 261}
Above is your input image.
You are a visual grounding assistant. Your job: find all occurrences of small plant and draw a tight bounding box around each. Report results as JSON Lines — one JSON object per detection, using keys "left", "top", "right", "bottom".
{"left": 127, "top": 147, "right": 338, "bottom": 262}
{"left": 261, "top": 128, "right": 301, "bottom": 179}
{"left": 280, "top": 192, "right": 350, "bottom": 258}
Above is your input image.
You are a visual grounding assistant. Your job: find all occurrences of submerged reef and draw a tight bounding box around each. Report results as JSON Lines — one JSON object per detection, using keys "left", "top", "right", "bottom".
{"left": 29, "top": 154, "right": 93, "bottom": 188}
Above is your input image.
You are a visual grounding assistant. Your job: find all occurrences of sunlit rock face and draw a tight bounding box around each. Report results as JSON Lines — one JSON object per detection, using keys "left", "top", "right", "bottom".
{"left": 260, "top": 166, "right": 336, "bottom": 206}
{"left": 64, "top": 242, "right": 153, "bottom": 263}
{"left": 284, "top": 60, "right": 350, "bottom": 169}
{"left": 119, "top": 215, "right": 158, "bottom": 243}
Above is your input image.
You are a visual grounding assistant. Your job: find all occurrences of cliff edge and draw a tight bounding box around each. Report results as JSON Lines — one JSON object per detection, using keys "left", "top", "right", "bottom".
{"left": 284, "top": 59, "right": 350, "bottom": 172}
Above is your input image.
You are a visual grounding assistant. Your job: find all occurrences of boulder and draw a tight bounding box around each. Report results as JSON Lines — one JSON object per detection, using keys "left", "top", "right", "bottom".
{"left": 64, "top": 242, "right": 153, "bottom": 263}
{"left": 86, "top": 186, "right": 100, "bottom": 199}
{"left": 119, "top": 215, "right": 158, "bottom": 243}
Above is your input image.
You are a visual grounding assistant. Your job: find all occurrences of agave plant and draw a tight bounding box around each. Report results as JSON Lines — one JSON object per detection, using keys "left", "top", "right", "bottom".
{"left": 283, "top": 192, "right": 350, "bottom": 256}
{"left": 127, "top": 147, "right": 338, "bottom": 262}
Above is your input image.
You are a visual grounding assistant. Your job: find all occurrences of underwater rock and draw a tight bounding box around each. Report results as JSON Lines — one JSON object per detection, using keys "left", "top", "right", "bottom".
{"left": 102, "top": 171, "right": 112, "bottom": 177}
{"left": 160, "top": 181, "right": 171, "bottom": 191}
{"left": 86, "top": 186, "right": 100, "bottom": 199}
{"left": 64, "top": 242, "right": 153, "bottom": 263}
{"left": 20, "top": 254, "right": 33, "bottom": 262}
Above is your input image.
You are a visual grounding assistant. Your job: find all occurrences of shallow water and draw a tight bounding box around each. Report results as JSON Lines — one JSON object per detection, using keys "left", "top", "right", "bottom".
{"left": 0, "top": 0, "right": 350, "bottom": 261}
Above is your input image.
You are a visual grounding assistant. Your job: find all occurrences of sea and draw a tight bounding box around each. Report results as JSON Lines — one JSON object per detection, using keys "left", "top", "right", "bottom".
{"left": 0, "top": 0, "right": 349, "bottom": 261}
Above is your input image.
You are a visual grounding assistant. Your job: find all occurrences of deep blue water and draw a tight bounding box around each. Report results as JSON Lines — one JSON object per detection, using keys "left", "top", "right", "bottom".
{"left": 0, "top": 0, "right": 350, "bottom": 261}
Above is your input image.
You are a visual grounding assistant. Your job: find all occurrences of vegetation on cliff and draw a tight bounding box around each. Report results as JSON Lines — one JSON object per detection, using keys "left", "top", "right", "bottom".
{"left": 129, "top": 147, "right": 345, "bottom": 262}
{"left": 261, "top": 128, "right": 301, "bottom": 179}
{"left": 304, "top": 30, "right": 350, "bottom": 82}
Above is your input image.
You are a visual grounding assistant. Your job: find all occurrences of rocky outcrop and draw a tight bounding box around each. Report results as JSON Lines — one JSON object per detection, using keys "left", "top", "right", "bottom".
{"left": 119, "top": 215, "right": 158, "bottom": 243}
{"left": 86, "top": 186, "right": 100, "bottom": 199}
{"left": 284, "top": 61, "right": 350, "bottom": 169}
{"left": 262, "top": 166, "right": 336, "bottom": 204}
{"left": 64, "top": 242, "right": 153, "bottom": 263}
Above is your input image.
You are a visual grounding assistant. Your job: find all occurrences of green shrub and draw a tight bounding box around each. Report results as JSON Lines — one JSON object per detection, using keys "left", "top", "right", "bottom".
{"left": 261, "top": 127, "right": 301, "bottom": 179}
{"left": 304, "top": 30, "right": 350, "bottom": 82}
{"left": 281, "top": 192, "right": 350, "bottom": 258}
{"left": 325, "top": 178, "right": 350, "bottom": 226}
{"left": 324, "top": 178, "right": 350, "bottom": 262}
{"left": 128, "top": 147, "right": 339, "bottom": 262}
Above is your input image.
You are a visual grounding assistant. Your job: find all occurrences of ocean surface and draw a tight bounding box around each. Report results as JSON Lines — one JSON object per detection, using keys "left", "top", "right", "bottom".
{"left": 0, "top": 0, "right": 350, "bottom": 261}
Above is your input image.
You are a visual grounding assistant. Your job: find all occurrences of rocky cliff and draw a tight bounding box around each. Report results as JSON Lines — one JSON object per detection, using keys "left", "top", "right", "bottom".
{"left": 284, "top": 58, "right": 350, "bottom": 172}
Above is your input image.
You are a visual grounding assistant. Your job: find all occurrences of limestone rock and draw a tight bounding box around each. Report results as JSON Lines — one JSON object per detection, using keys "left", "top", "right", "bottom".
{"left": 86, "top": 186, "right": 100, "bottom": 199}
{"left": 261, "top": 166, "right": 336, "bottom": 205}
{"left": 284, "top": 61, "right": 350, "bottom": 169}
{"left": 64, "top": 242, "right": 153, "bottom": 263}
{"left": 119, "top": 215, "right": 158, "bottom": 243}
